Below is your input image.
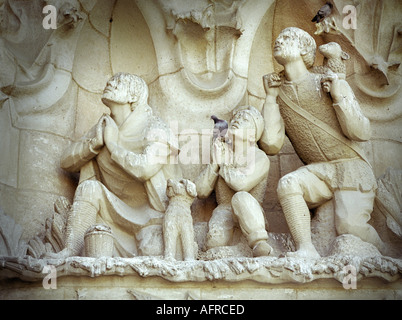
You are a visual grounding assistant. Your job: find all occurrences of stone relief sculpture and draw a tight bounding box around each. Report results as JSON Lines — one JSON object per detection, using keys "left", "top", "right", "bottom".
{"left": 163, "top": 179, "right": 198, "bottom": 261}
{"left": 196, "top": 105, "right": 272, "bottom": 257}
{"left": 261, "top": 27, "right": 394, "bottom": 258}
{"left": 0, "top": 1, "right": 401, "bottom": 298}
{"left": 135, "top": 0, "right": 273, "bottom": 134}
{"left": 47, "top": 72, "right": 181, "bottom": 259}
{"left": 27, "top": 197, "right": 71, "bottom": 258}
{"left": 161, "top": 0, "right": 244, "bottom": 76}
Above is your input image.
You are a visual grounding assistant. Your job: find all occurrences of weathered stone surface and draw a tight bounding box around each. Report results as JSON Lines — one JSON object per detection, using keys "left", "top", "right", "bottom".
{"left": 0, "top": 0, "right": 401, "bottom": 301}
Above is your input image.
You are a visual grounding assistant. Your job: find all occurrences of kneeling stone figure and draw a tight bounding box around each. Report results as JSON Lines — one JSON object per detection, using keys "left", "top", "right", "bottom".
{"left": 163, "top": 179, "right": 198, "bottom": 261}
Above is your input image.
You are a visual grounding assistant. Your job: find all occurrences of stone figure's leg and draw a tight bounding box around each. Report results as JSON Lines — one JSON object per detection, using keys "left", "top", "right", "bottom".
{"left": 334, "top": 189, "right": 388, "bottom": 254}
{"left": 206, "top": 204, "right": 234, "bottom": 249}
{"left": 65, "top": 201, "right": 97, "bottom": 256}
{"left": 231, "top": 191, "right": 272, "bottom": 257}
{"left": 163, "top": 212, "right": 178, "bottom": 260}
{"left": 277, "top": 168, "right": 333, "bottom": 259}
{"left": 181, "top": 214, "right": 196, "bottom": 261}
{"left": 64, "top": 180, "right": 102, "bottom": 256}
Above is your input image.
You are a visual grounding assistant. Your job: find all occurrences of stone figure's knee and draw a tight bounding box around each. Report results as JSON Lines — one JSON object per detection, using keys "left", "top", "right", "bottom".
{"left": 232, "top": 191, "right": 251, "bottom": 208}
{"left": 75, "top": 180, "right": 103, "bottom": 203}
{"left": 232, "top": 191, "right": 259, "bottom": 215}
{"left": 335, "top": 219, "right": 352, "bottom": 235}
{"left": 277, "top": 173, "right": 302, "bottom": 199}
{"left": 336, "top": 210, "right": 373, "bottom": 237}
{"left": 334, "top": 189, "right": 374, "bottom": 236}
{"left": 335, "top": 217, "right": 365, "bottom": 236}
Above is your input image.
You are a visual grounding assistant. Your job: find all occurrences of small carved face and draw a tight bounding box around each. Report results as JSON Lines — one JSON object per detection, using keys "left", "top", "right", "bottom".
{"left": 102, "top": 77, "right": 130, "bottom": 106}
{"left": 229, "top": 111, "right": 256, "bottom": 142}
{"left": 273, "top": 32, "right": 301, "bottom": 64}
{"left": 102, "top": 73, "right": 148, "bottom": 108}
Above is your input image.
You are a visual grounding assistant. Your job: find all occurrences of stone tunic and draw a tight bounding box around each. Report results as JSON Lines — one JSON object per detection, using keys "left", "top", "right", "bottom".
{"left": 277, "top": 72, "right": 376, "bottom": 192}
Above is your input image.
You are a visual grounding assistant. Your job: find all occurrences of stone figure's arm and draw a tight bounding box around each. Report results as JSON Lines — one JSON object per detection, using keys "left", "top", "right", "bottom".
{"left": 258, "top": 74, "right": 285, "bottom": 155}
{"left": 219, "top": 151, "right": 269, "bottom": 192}
{"left": 110, "top": 142, "right": 169, "bottom": 182}
{"left": 103, "top": 115, "right": 170, "bottom": 182}
{"left": 259, "top": 96, "right": 286, "bottom": 155}
{"left": 194, "top": 163, "right": 219, "bottom": 199}
{"left": 60, "top": 117, "right": 105, "bottom": 172}
{"left": 323, "top": 75, "right": 371, "bottom": 141}
{"left": 333, "top": 92, "right": 371, "bottom": 141}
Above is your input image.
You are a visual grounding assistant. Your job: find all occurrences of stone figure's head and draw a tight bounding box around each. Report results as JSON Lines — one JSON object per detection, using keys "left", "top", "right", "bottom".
{"left": 273, "top": 27, "right": 316, "bottom": 68}
{"left": 230, "top": 105, "right": 264, "bottom": 143}
{"left": 318, "top": 42, "right": 350, "bottom": 61}
{"left": 102, "top": 73, "right": 149, "bottom": 110}
{"left": 166, "top": 179, "right": 197, "bottom": 203}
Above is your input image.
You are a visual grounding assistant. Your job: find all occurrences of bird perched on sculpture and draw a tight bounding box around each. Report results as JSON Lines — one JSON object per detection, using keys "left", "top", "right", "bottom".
{"left": 312, "top": 2, "right": 333, "bottom": 23}
{"left": 211, "top": 115, "right": 228, "bottom": 140}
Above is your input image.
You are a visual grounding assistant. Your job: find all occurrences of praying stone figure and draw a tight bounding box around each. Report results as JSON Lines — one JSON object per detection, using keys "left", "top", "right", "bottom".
{"left": 196, "top": 106, "right": 272, "bottom": 257}
{"left": 48, "top": 73, "right": 180, "bottom": 258}
{"left": 260, "top": 27, "right": 389, "bottom": 258}
{"left": 163, "top": 179, "right": 198, "bottom": 261}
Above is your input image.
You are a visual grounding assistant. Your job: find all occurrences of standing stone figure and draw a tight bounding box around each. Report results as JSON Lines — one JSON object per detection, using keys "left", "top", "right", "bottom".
{"left": 196, "top": 106, "right": 272, "bottom": 257}
{"left": 260, "top": 27, "right": 389, "bottom": 258}
{"left": 48, "top": 73, "right": 180, "bottom": 258}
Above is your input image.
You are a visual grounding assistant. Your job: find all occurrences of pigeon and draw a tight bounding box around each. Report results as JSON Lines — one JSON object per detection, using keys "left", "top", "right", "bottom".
{"left": 312, "top": 2, "right": 333, "bottom": 23}
{"left": 211, "top": 115, "right": 228, "bottom": 140}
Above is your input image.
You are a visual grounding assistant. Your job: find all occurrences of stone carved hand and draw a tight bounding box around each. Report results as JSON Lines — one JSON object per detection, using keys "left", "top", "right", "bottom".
{"left": 89, "top": 116, "right": 106, "bottom": 151}
{"left": 321, "top": 72, "right": 343, "bottom": 103}
{"left": 263, "top": 73, "right": 281, "bottom": 103}
{"left": 103, "top": 115, "right": 119, "bottom": 154}
{"left": 212, "top": 138, "right": 233, "bottom": 166}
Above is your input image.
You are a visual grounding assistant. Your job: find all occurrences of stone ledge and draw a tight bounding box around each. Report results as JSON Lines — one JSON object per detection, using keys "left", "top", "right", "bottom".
{"left": 1, "top": 273, "right": 401, "bottom": 300}
{"left": 1, "top": 254, "right": 401, "bottom": 285}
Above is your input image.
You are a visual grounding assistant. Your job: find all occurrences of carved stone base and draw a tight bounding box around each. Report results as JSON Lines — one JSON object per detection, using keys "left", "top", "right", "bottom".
{"left": 1, "top": 254, "right": 401, "bottom": 282}
{"left": 1, "top": 249, "right": 401, "bottom": 300}
{"left": 1, "top": 232, "right": 401, "bottom": 300}
{"left": 0, "top": 257, "right": 401, "bottom": 300}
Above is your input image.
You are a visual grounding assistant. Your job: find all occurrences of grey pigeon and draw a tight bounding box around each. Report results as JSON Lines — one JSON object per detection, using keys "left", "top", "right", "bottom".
{"left": 312, "top": 2, "right": 333, "bottom": 23}
{"left": 211, "top": 115, "right": 228, "bottom": 140}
